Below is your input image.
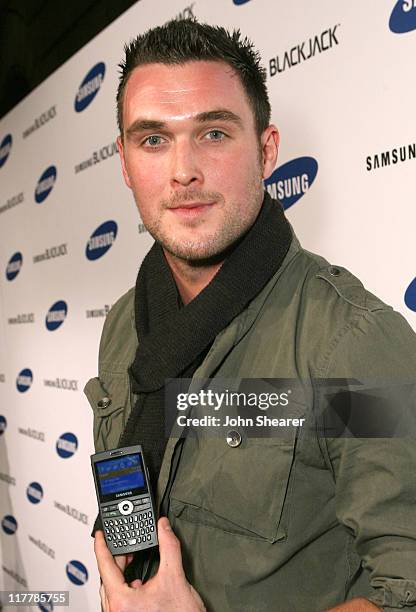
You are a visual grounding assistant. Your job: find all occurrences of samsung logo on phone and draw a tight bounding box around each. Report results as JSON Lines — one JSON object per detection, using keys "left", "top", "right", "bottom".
{"left": 0, "top": 134, "right": 12, "bottom": 168}
{"left": 0, "top": 416, "right": 7, "bottom": 435}
{"left": 75, "top": 62, "right": 105, "bottom": 112}
{"left": 233, "top": 0, "right": 252, "bottom": 4}
{"left": 27, "top": 482, "right": 44, "bottom": 504}
{"left": 2, "top": 515, "right": 18, "bottom": 535}
{"left": 45, "top": 300, "right": 68, "bottom": 331}
{"left": 116, "top": 490, "right": 132, "bottom": 498}
{"left": 16, "top": 368, "right": 33, "bottom": 393}
{"left": 86, "top": 220, "right": 118, "bottom": 261}
{"left": 389, "top": 0, "right": 416, "bottom": 32}
{"left": 56, "top": 432, "right": 78, "bottom": 458}
{"left": 405, "top": 277, "right": 416, "bottom": 311}
{"left": 264, "top": 156, "right": 318, "bottom": 210}
{"left": 6, "top": 252, "right": 23, "bottom": 281}
{"left": 35, "top": 166, "right": 57, "bottom": 203}
{"left": 66, "top": 560, "right": 88, "bottom": 585}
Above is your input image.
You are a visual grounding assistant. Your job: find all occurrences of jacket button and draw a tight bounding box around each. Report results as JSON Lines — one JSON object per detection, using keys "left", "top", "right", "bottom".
{"left": 328, "top": 266, "right": 341, "bottom": 277}
{"left": 98, "top": 396, "right": 111, "bottom": 408}
{"left": 226, "top": 430, "right": 242, "bottom": 448}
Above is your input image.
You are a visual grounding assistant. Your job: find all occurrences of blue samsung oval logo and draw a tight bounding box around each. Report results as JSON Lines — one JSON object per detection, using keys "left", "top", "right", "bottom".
{"left": 233, "top": 0, "right": 252, "bottom": 4}
{"left": 75, "top": 62, "right": 106, "bottom": 112}
{"left": 27, "top": 482, "right": 44, "bottom": 504}
{"left": 86, "top": 220, "right": 118, "bottom": 261}
{"left": 6, "top": 252, "right": 23, "bottom": 281}
{"left": 66, "top": 560, "right": 88, "bottom": 585}
{"left": 0, "top": 134, "right": 12, "bottom": 168}
{"left": 56, "top": 432, "right": 78, "bottom": 458}
{"left": 389, "top": 0, "right": 416, "bottom": 33}
{"left": 45, "top": 300, "right": 68, "bottom": 331}
{"left": 0, "top": 415, "right": 7, "bottom": 435}
{"left": 264, "top": 156, "right": 318, "bottom": 210}
{"left": 2, "top": 515, "right": 17, "bottom": 535}
{"left": 35, "top": 166, "right": 57, "bottom": 203}
{"left": 404, "top": 277, "right": 416, "bottom": 311}
{"left": 26, "top": 482, "right": 43, "bottom": 504}
{"left": 16, "top": 368, "right": 33, "bottom": 393}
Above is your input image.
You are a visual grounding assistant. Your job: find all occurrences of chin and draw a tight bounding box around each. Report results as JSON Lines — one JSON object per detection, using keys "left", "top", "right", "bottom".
{"left": 163, "top": 234, "right": 245, "bottom": 267}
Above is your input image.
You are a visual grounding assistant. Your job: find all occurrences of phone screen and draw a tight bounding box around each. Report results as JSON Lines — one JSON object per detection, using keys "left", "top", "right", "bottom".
{"left": 94, "top": 453, "right": 148, "bottom": 502}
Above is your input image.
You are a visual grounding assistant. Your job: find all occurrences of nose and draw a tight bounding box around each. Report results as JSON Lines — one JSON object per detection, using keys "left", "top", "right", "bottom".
{"left": 170, "top": 138, "right": 203, "bottom": 188}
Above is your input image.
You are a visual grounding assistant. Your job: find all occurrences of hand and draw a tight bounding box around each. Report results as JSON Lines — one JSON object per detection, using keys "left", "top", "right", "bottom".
{"left": 94, "top": 517, "right": 206, "bottom": 612}
{"left": 98, "top": 549, "right": 134, "bottom": 612}
{"left": 326, "top": 598, "right": 382, "bottom": 611}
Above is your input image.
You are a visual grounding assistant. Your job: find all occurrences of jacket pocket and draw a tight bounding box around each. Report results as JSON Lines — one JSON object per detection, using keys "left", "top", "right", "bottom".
{"left": 84, "top": 375, "right": 130, "bottom": 452}
{"left": 169, "top": 430, "right": 299, "bottom": 543}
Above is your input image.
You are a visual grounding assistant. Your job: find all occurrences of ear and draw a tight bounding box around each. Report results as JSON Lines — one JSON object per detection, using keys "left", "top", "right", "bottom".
{"left": 116, "top": 135, "right": 132, "bottom": 189}
{"left": 260, "top": 125, "right": 279, "bottom": 180}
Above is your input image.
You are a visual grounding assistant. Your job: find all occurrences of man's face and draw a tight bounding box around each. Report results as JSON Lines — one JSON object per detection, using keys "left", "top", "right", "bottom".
{"left": 118, "top": 60, "right": 278, "bottom": 262}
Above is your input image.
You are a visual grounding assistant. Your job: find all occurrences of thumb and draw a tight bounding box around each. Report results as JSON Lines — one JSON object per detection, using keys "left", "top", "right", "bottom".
{"left": 157, "top": 517, "right": 185, "bottom": 578}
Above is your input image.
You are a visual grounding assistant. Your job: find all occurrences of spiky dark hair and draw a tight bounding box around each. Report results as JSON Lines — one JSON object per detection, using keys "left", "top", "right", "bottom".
{"left": 117, "top": 18, "right": 271, "bottom": 137}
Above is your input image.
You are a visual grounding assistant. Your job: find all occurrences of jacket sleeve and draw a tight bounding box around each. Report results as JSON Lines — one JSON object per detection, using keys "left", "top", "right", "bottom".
{"left": 321, "top": 308, "right": 416, "bottom": 610}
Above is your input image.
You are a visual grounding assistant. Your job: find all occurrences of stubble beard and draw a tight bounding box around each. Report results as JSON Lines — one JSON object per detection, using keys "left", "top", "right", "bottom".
{"left": 138, "top": 170, "right": 265, "bottom": 266}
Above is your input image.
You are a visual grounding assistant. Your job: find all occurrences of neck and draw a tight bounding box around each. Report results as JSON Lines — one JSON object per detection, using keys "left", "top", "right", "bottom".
{"left": 163, "top": 250, "right": 223, "bottom": 305}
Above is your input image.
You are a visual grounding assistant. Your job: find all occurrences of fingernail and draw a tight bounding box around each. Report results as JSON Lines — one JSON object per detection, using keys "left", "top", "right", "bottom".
{"left": 164, "top": 519, "right": 172, "bottom": 531}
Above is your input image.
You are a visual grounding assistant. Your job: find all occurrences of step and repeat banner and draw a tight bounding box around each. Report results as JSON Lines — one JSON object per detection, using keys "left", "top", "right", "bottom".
{"left": 0, "top": 0, "right": 415, "bottom": 609}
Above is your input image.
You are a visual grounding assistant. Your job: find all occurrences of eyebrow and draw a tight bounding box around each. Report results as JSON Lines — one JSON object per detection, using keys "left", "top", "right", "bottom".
{"left": 195, "top": 109, "right": 243, "bottom": 126}
{"left": 125, "top": 109, "right": 243, "bottom": 138}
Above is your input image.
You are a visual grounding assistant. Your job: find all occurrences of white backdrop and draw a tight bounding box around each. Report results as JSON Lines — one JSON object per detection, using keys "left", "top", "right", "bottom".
{"left": 0, "top": 0, "right": 415, "bottom": 610}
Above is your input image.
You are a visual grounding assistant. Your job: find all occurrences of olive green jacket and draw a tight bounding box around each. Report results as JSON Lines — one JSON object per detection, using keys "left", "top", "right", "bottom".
{"left": 85, "top": 234, "right": 416, "bottom": 612}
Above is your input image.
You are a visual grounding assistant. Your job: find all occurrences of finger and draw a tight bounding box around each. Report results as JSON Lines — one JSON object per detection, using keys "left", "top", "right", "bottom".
{"left": 157, "top": 517, "right": 185, "bottom": 578}
{"left": 94, "top": 530, "right": 126, "bottom": 596}
{"left": 130, "top": 579, "right": 142, "bottom": 589}
{"left": 99, "top": 581, "right": 108, "bottom": 612}
{"left": 104, "top": 586, "right": 109, "bottom": 612}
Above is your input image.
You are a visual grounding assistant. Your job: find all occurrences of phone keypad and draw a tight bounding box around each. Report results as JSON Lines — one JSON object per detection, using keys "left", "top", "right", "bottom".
{"left": 102, "top": 500, "right": 157, "bottom": 553}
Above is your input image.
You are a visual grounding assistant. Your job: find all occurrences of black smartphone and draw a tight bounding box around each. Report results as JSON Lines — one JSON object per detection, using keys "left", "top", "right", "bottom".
{"left": 91, "top": 445, "right": 158, "bottom": 555}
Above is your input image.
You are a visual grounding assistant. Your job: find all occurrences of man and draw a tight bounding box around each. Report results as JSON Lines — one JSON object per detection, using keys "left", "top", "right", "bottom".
{"left": 86, "top": 18, "right": 416, "bottom": 612}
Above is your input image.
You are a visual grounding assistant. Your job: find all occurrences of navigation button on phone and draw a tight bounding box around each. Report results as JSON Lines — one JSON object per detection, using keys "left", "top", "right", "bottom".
{"left": 118, "top": 500, "right": 134, "bottom": 515}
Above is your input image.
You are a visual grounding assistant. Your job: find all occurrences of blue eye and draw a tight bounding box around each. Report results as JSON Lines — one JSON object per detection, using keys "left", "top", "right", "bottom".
{"left": 206, "top": 130, "right": 226, "bottom": 141}
{"left": 144, "top": 135, "right": 163, "bottom": 146}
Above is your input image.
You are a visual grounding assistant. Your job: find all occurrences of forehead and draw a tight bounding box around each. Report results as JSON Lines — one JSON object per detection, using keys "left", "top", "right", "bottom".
{"left": 122, "top": 60, "right": 253, "bottom": 126}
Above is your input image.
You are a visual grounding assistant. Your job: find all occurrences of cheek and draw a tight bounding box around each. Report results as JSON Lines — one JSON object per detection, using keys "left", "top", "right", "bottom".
{"left": 128, "top": 157, "right": 166, "bottom": 200}
{"left": 203, "top": 152, "right": 247, "bottom": 194}
{"left": 217, "top": 155, "right": 259, "bottom": 196}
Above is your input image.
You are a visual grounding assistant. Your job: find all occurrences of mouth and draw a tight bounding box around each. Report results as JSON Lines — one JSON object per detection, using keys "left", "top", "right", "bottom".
{"left": 168, "top": 201, "right": 215, "bottom": 217}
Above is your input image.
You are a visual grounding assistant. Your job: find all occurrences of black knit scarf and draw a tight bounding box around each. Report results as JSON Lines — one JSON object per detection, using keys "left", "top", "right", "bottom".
{"left": 119, "top": 193, "right": 292, "bottom": 489}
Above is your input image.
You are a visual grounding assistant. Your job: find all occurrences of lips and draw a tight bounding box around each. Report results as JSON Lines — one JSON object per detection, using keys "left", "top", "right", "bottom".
{"left": 170, "top": 201, "right": 214, "bottom": 210}
{"left": 168, "top": 201, "right": 215, "bottom": 217}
